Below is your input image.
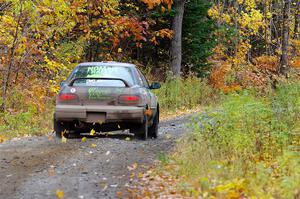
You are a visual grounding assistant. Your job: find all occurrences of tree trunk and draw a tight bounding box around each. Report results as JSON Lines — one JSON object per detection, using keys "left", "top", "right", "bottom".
{"left": 279, "top": 0, "right": 291, "bottom": 76}
{"left": 170, "top": 0, "right": 185, "bottom": 77}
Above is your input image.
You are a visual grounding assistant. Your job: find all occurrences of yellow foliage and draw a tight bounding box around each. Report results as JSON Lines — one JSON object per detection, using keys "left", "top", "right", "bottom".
{"left": 44, "top": 56, "right": 66, "bottom": 74}
{"left": 208, "top": 5, "right": 219, "bottom": 18}
{"left": 214, "top": 179, "right": 247, "bottom": 199}
{"left": 208, "top": 0, "right": 266, "bottom": 72}
{"left": 50, "top": 85, "right": 60, "bottom": 94}
{"left": 238, "top": 9, "right": 264, "bottom": 34}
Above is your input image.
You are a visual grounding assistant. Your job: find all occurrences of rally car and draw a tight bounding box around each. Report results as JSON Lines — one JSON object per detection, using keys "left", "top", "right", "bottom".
{"left": 54, "top": 62, "right": 161, "bottom": 139}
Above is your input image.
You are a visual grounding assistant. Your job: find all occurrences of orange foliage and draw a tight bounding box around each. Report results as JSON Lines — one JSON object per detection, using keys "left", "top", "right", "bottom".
{"left": 141, "top": 0, "right": 173, "bottom": 10}
{"left": 210, "top": 61, "right": 241, "bottom": 93}
{"left": 237, "top": 56, "right": 278, "bottom": 89}
{"left": 210, "top": 56, "right": 283, "bottom": 92}
{"left": 210, "top": 61, "right": 231, "bottom": 89}
{"left": 291, "top": 59, "right": 300, "bottom": 68}
{"left": 112, "top": 17, "right": 148, "bottom": 49}
{"left": 253, "top": 56, "right": 278, "bottom": 73}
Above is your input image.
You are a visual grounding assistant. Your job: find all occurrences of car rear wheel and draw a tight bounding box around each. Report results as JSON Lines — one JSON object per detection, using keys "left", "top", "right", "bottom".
{"left": 54, "top": 115, "right": 70, "bottom": 138}
{"left": 130, "top": 116, "right": 148, "bottom": 140}
{"left": 148, "top": 110, "right": 159, "bottom": 139}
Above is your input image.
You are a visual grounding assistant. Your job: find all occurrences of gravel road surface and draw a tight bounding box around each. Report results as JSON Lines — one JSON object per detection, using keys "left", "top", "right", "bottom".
{"left": 0, "top": 115, "right": 192, "bottom": 199}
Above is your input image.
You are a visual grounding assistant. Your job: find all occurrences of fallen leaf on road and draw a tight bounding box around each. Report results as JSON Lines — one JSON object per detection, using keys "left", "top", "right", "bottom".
{"left": 81, "top": 137, "right": 86, "bottom": 142}
{"left": 125, "top": 137, "right": 131, "bottom": 141}
{"left": 116, "top": 191, "right": 123, "bottom": 198}
{"left": 127, "top": 163, "right": 138, "bottom": 171}
{"left": 91, "top": 143, "right": 97, "bottom": 148}
{"left": 90, "top": 129, "right": 95, "bottom": 136}
{"left": 165, "top": 133, "right": 172, "bottom": 139}
{"left": 130, "top": 172, "right": 135, "bottom": 178}
{"left": 138, "top": 172, "right": 143, "bottom": 178}
{"left": 0, "top": 135, "right": 6, "bottom": 143}
{"left": 48, "top": 165, "right": 56, "bottom": 176}
{"left": 56, "top": 189, "right": 64, "bottom": 199}
{"left": 61, "top": 136, "right": 67, "bottom": 143}
{"left": 100, "top": 182, "right": 108, "bottom": 191}
{"left": 48, "top": 135, "right": 54, "bottom": 141}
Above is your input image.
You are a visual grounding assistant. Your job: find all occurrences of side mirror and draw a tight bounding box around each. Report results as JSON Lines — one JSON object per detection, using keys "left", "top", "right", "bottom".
{"left": 60, "top": 81, "right": 66, "bottom": 87}
{"left": 150, "top": 82, "right": 161, "bottom": 90}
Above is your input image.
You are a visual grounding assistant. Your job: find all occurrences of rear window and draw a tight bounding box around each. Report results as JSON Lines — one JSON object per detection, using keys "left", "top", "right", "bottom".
{"left": 70, "top": 65, "right": 135, "bottom": 87}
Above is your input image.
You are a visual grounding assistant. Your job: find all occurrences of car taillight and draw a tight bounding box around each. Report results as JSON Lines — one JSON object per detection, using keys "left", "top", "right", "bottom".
{"left": 58, "top": 93, "right": 78, "bottom": 101}
{"left": 118, "top": 95, "right": 140, "bottom": 105}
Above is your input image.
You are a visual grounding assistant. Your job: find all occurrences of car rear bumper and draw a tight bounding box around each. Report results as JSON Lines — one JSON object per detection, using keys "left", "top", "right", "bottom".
{"left": 55, "top": 105, "right": 144, "bottom": 123}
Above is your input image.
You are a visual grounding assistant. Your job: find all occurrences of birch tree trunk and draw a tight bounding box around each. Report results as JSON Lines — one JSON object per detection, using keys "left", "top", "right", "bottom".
{"left": 279, "top": 0, "right": 291, "bottom": 76}
{"left": 170, "top": 0, "right": 185, "bottom": 77}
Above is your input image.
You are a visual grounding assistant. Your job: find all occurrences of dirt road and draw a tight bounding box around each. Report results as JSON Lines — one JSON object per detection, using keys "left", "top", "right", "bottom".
{"left": 0, "top": 115, "right": 192, "bottom": 199}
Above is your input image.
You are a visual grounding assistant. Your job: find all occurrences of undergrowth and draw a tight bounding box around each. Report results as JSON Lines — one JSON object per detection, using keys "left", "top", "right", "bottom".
{"left": 0, "top": 86, "right": 54, "bottom": 140}
{"left": 167, "top": 81, "right": 300, "bottom": 198}
{"left": 0, "top": 108, "right": 53, "bottom": 140}
{"left": 154, "top": 76, "right": 217, "bottom": 116}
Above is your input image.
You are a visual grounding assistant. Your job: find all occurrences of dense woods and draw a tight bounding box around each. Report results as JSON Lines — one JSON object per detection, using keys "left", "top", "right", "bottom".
{"left": 1, "top": 0, "right": 300, "bottom": 197}
{"left": 0, "top": 0, "right": 299, "bottom": 113}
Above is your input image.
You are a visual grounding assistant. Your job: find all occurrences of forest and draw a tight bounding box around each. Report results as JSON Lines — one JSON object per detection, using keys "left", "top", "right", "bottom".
{"left": 0, "top": 0, "right": 299, "bottom": 120}
{"left": 1, "top": 0, "right": 300, "bottom": 198}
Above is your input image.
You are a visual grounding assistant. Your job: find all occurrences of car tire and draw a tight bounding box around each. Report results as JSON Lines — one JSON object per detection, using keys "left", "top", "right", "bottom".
{"left": 54, "top": 116, "right": 70, "bottom": 138}
{"left": 130, "top": 116, "right": 148, "bottom": 140}
{"left": 148, "top": 110, "right": 159, "bottom": 139}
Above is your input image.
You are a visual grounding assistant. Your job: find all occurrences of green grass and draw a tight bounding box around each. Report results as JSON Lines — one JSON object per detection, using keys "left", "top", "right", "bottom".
{"left": 0, "top": 85, "right": 55, "bottom": 140}
{"left": 154, "top": 76, "right": 217, "bottom": 114}
{"left": 0, "top": 108, "right": 53, "bottom": 139}
{"left": 166, "top": 82, "right": 300, "bottom": 198}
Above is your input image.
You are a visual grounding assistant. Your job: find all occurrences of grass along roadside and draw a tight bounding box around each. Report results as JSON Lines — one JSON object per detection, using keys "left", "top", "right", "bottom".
{"left": 0, "top": 105, "right": 53, "bottom": 141}
{"left": 131, "top": 81, "right": 300, "bottom": 199}
{"left": 155, "top": 76, "right": 218, "bottom": 121}
{"left": 0, "top": 77, "right": 216, "bottom": 142}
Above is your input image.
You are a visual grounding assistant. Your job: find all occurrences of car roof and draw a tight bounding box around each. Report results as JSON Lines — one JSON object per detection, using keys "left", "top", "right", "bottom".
{"left": 77, "top": 61, "right": 136, "bottom": 68}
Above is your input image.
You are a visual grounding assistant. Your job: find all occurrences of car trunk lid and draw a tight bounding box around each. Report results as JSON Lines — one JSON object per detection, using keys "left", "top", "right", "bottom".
{"left": 58, "top": 78, "right": 142, "bottom": 107}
